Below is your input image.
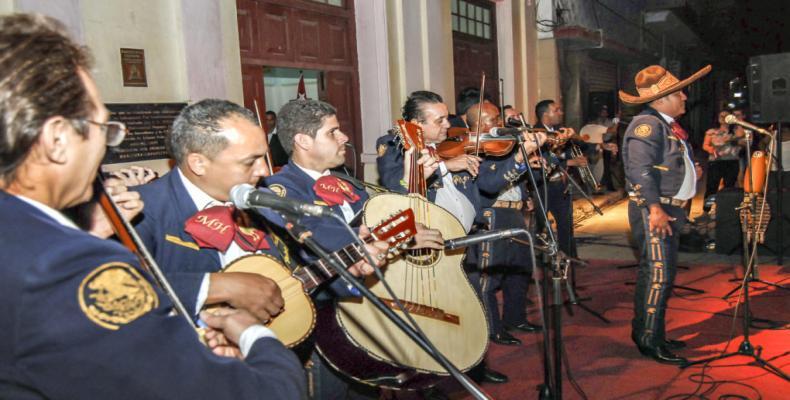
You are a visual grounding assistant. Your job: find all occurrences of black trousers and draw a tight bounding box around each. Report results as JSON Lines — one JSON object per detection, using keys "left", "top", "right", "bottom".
{"left": 628, "top": 201, "right": 686, "bottom": 349}
{"left": 704, "top": 159, "right": 740, "bottom": 200}
{"left": 545, "top": 180, "right": 576, "bottom": 257}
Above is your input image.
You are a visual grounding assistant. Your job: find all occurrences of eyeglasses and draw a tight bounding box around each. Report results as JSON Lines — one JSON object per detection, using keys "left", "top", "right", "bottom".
{"left": 80, "top": 120, "right": 128, "bottom": 147}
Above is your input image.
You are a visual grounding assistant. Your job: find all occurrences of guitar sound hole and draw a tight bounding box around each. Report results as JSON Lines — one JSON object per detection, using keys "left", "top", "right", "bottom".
{"left": 404, "top": 248, "right": 440, "bottom": 267}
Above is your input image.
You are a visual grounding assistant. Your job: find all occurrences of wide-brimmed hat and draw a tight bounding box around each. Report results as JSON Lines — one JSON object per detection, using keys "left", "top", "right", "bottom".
{"left": 619, "top": 64, "right": 712, "bottom": 104}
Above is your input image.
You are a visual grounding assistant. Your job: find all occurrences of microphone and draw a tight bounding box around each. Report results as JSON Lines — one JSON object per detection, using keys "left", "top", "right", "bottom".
{"left": 230, "top": 183, "right": 334, "bottom": 218}
{"left": 444, "top": 228, "right": 525, "bottom": 250}
{"left": 724, "top": 114, "right": 773, "bottom": 136}
{"left": 489, "top": 126, "right": 530, "bottom": 137}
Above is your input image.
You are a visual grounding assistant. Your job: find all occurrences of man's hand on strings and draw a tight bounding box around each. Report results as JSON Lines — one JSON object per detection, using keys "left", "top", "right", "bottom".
{"left": 109, "top": 166, "right": 157, "bottom": 187}
{"left": 207, "top": 272, "right": 284, "bottom": 324}
{"left": 402, "top": 149, "right": 439, "bottom": 184}
{"left": 87, "top": 177, "right": 144, "bottom": 239}
{"left": 347, "top": 225, "right": 389, "bottom": 277}
{"left": 410, "top": 223, "right": 444, "bottom": 250}
{"left": 444, "top": 154, "right": 481, "bottom": 177}
{"left": 515, "top": 132, "right": 546, "bottom": 163}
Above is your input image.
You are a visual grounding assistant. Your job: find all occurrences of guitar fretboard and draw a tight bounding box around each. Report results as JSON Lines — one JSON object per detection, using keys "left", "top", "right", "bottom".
{"left": 293, "top": 242, "right": 367, "bottom": 292}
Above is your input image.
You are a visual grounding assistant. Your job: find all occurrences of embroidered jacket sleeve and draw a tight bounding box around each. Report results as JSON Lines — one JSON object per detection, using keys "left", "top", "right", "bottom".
{"left": 0, "top": 199, "right": 306, "bottom": 399}
{"left": 477, "top": 152, "right": 528, "bottom": 196}
{"left": 623, "top": 117, "right": 665, "bottom": 206}
{"left": 133, "top": 182, "right": 206, "bottom": 315}
{"left": 375, "top": 134, "right": 441, "bottom": 193}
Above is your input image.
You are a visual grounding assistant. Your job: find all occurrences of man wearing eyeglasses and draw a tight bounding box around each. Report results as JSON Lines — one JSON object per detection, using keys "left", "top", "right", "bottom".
{"left": 0, "top": 13, "right": 305, "bottom": 398}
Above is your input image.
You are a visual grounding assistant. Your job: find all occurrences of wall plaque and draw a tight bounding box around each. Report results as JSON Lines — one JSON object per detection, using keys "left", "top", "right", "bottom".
{"left": 102, "top": 103, "right": 187, "bottom": 164}
{"left": 120, "top": 48, "right": 148, "bottom": 87}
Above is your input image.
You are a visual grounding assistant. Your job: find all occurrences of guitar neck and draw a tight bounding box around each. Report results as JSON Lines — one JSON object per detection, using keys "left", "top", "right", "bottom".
{"left": 293, "top": 241, "right": 367, "bottom": 292}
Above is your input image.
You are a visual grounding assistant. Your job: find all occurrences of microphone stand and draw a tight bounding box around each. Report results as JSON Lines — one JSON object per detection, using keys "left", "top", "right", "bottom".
{"left": 555, "top": 165, "right": 603, "bottom": 216}
{"left": 515, "top": 133, "right": 562, "bottom": 400}
{"left": 682, "top": 131, "right": 789, "bottom": 382}
{"left": 532, "top": 142, "right": 609, "bottom": 323}
{"left": 276, "top": 211, "right": 493, "bottom": 400}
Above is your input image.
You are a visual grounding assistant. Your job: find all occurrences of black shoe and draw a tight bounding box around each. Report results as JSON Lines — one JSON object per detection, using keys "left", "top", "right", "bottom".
{"left": 664, "top": 339, "right": 686, "bottom": 350}
{"left": 637, "top": 346, "right": 688, "bottom": 366}
{"left": 505, "top": 321, "right": 542, "bottom": 333}
{"left": 490, "top": 331, "right": 521, "bottom": 346}
{"left": 481, "top": 367, "right": 509, "bottom": 384}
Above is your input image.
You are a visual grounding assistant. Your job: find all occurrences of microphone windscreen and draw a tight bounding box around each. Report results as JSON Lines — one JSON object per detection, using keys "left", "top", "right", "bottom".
{"left": 230, "top": 183, "right": 255, "bottom": 209}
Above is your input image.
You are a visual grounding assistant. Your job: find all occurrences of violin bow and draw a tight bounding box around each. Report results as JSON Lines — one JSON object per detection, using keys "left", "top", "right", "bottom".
{"left": 473, "top": 71, "right": 485, "bottom": 156}
{"left": 94, "top": 176, "right": 200, "bottom": 332}
{"left": 254, "top": 99, "right": 275, "bottom": 174}
{"left": 498, "top": 78, "right": 506, "bottom": 123}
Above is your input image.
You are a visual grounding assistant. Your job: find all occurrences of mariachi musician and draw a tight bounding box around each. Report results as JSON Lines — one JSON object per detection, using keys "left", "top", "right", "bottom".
{"left": 133, "top": 99, "right": 291, "bottom": 324}
{"left": 532, "top": 99, "right": 588, "bottom": 258}
{"left": 620, "top": 64, "right": 710, "bottom": 365}
{"left": 376, "top": 91, "right": 544, "bottom": 384}
{"left": 463, "top": 101, "right": 546, "bottom": 347}
{"left": 0, "top": 14, "right": 305, "bottom": 398}
{"left": 265, "top": 98, "right": 444, "bottom": 398}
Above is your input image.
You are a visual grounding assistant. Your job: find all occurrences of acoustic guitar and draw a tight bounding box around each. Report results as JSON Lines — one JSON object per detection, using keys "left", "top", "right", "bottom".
{"left": 316, "top": 121, "right": 489, "bottom": 389}
{"left": 211, "top": 209, "right": 417, "bottom": 347}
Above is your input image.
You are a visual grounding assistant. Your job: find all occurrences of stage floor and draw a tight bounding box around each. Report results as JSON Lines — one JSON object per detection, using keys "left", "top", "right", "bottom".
{"left": 432, "top": 198, "right": 790, "bottom": 400}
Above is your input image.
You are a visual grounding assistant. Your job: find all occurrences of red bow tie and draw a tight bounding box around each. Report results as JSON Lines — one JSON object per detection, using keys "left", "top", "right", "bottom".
{"left": 670, "top": 122, "right": 688, "bottom": 141}
{"left": 313, "top": 175, "right": 360, "bottom": 206}
{"left": 184, "top": 205, "right": 269, "bottom": 252}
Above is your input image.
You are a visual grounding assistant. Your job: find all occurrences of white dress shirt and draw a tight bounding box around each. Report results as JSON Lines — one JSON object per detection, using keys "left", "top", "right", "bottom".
{"left": 433, "top": 159, "right": 476, "bottom": 233}
{"left": 657, "top": 111, "right": 697, "bottom": 200}
{"left": 177, "top": 169, "right": 278, "bottom": 348}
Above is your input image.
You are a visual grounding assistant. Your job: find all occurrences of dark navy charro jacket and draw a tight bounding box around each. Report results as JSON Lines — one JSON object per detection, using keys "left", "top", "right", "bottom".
{"left": 134, "top": 169, "right": 284, "bottom": 314}
{"left": 0, "top": 190, "right": 305, "bottom": 399}
{"left": 264, "top": 160, "right": 369, "bottom": 298}
{"left": 375, "top": 133, "right": 484, "bottom": 222}
{"left": 622, "top": 107, "right": 695, "bottom": 206}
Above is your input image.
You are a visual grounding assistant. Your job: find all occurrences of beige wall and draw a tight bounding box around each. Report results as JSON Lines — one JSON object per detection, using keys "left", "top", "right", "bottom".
{"left": 535, "top": 38, "right": 561, "bottom": 122}
{"left": 387, "top": 0, "right": 455, "bottom": 118}
{"left": 510, "top": 0, "right": 539, "bottom": 120}
{"left": 81, "top": 0, "right": 187, "bottom": 103}
{"left": 4, "top": 0, "right": 244, "bottom": 174}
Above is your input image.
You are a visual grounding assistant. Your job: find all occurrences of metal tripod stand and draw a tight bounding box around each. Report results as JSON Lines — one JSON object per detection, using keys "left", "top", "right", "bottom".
{"left": 682, "top": 130, "right": 788, "bottom": 382}
{"left": 681, "top": 213, "right": 789, "bottom": 381}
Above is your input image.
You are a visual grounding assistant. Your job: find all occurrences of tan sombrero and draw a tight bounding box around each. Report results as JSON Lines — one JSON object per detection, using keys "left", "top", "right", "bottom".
{"left": 619, "top": 64, "right": 712, "bottom": 104}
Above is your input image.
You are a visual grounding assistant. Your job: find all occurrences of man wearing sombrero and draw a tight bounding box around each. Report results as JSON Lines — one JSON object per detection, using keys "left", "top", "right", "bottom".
{"left": 620, "top": 64, "right": 711, "bottom": 365}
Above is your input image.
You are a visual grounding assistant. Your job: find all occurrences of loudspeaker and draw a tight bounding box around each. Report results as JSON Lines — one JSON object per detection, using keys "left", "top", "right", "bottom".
{"left": 715, "top": 187, "right": 790, "bottom": 255}
{"left": 747, "top": 52, "right": 790, "bottom": 122}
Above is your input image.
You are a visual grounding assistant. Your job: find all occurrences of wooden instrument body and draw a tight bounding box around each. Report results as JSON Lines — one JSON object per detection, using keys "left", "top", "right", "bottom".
{"left": 744, "top": 151, "right": 768, "bottom": 193}
{"left": 316, "top": 193, "right": 488, "bottom": 389}
{"left": 217, "top": 254, "right": 315, "bottom": 348}
{"left": 437, "top": 127, "right": 516, "bottom": 159}
{"left": 211, "top": 209, "right": 418, "bottom": 348}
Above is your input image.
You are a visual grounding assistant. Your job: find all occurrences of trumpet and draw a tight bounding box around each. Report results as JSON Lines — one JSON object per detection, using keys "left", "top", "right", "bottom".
{"left": 570, "top": 143, "right": 600, "bottom": 192}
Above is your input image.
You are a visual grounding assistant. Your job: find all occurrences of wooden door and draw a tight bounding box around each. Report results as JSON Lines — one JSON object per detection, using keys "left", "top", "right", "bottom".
{"left": 237, "top": 0, "right": 362, "bottom": 177}
{"left": 322, "top": 70, "right": 361, "bottom": 171}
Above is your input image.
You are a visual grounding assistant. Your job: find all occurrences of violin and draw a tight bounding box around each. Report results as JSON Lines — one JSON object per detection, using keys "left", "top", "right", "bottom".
{"left": 435, "top": 127, "right": 517, "bottom": 159}
{"left": 543, "top": 127, "right": 589, "bottom": 150}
